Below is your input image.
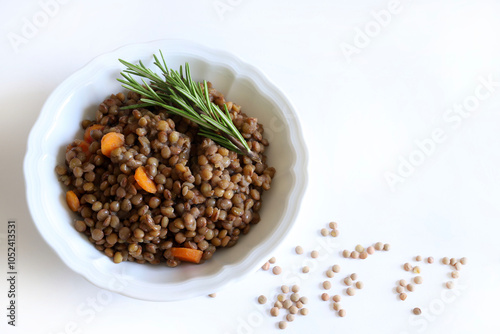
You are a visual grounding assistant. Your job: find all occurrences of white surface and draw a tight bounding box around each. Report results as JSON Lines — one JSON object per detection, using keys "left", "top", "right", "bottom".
{"left": 24, "top": 39, "right": 308, "bottom": 301}
{"left": 1, "top": 0, "right": 499, "bottom": 333}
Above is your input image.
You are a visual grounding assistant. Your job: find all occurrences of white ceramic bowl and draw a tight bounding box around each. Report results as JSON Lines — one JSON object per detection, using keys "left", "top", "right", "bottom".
{"left": 24, "top": 39, "right": 308, "bottom": 301}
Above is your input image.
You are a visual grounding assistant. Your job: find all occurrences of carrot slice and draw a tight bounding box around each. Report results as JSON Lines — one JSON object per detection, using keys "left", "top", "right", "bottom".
{"left": 66, "top": 190, "right": 80, "bottom": 212}
{"left": 134, "top": 166, "right": 157, "bottom": 193}
{"left": 100, "top": 132, "right": 125, "bottom": 157}
{"left": 84, "top": 124, "right": 105, "bottom": 143}
{"left": 171, "top": 247, "right": 203, "bottom": 264}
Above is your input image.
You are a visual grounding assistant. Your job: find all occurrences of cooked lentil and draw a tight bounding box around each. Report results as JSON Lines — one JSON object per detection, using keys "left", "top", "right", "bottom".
{"left": 58, "top": 87, "right": 274, "bottom": 266}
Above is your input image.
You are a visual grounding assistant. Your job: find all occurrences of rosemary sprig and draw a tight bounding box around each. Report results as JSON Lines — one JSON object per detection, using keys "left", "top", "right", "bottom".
{"left": 117, "top": 51, "right": 260, "bottom": 162}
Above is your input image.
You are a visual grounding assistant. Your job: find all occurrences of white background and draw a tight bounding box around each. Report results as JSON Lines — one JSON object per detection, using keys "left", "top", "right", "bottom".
{"left": 1, "top": 0, "right": 500, "bottom": 333}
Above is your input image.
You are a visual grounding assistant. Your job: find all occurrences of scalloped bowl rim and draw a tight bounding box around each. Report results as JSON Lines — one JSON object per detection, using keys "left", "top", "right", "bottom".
{"left": 24, "top": 39, "right": 308, "bottom": 301}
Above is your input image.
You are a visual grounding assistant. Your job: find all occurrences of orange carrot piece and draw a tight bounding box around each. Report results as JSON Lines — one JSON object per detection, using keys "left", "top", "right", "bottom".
{"left": 171, "top": 247, "right": 203, "bottom": 264}
{"left": 66, "top": 190, "right": 80, "bottom": 212}
{"left": 84, "top": 124, "right": 105, "bottom": 143}
{"left": 100, "top": 132, "right": 125, "bottom": 157}
{"left": 134, "top": 166, "right": 157, "bottom": 193}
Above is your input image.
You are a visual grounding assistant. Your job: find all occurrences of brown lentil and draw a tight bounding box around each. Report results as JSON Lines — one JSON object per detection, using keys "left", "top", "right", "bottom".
{"left": 344, "top": 277, "right": 353, "bottom": 286}
{"left": 442, "top": 257, "right": 450, "bottom": 265}
{"left": 396, "top": 286, "right": 404, "bottom": 294}
{"left": 451, "top": 271, "right": 459, "bottom": 279}
{"left": 342, "top": 250, "right": 351, "bottom": 258}
{"left": 299, "top": 296, "right": 308, "bottom": 304}
{"left": 332, "top": 264, "right": 341, "bottom": 273}
{"left": 355, "top": 281, "right": 364, "bottom": 289}
{"left": 292, "top": 285, "right": 300, "bottom": 293}
{"left": 290, "top": 293, "right": 300, "bottom": 302}
{"left": 278, "top": 321, "right": 287, "bottom": 329}
{"left": 460, "top": 257, "right": 467, "bottom": 265}
{"left": 295, "top": 246, "right": 304, "bottom": 254}
{"left": 321, "top": 228, "right": 328, "bottom": 236}
{"left": 355, "top": 244, "right": 364, "bottom": 253}
{"left": 427, "top": 257, "right": 434, "bottom": 264}
{"left": 383, "top": 243, "right": 391, "bottom": 251}
{"left": 269, "top": 257, "right": 276, "bottom": 264}
{"left": 416, "top": 255, "right": 423, "bottom": 262}
{"left": 300, "top": 308, "right": 308, "bottom": 315}
{"left": 326, "top": 269, "right": 335, "bottom": 278}
{"left": 399, "top": 293, "right": 407, "bottom": 301}
{"left": 286, "top": 314, "right": 295, "bottom": 322}
{"left": 350, "top": 251, "right": 359, "bottom": 259}
{"left": 281, "top": 285, "right": 290, "bottom": 294}
{"left": 283, "top": 300, "right": 292, "bottom": 309}
{"left": 323, "top": 281, "right": 332, "bottom": 290}
{"left": 302, "top": 266, "right": 310, "bottom": 273}
{"left": 321, "top": 293, "right": 330, "bottom": 301}
{"left": 367, "top": 246, "right": 375, "bottom": 254}
{"left": 311, "top": 250, "right": 319, "bottom": 258}
{"left": 333, "top": 295, "right": 341, "bottom": 302}
{"left": 339, "top": 309, "right": 346, "bottom": 317}
{"left": 333, "top": 302, "right": 341, "bottom": 311}
{"left": 404, "top": 263, "right": 413, "bottom": 271}
{"left": 262, "top": 262, "right": 270, "bottom": 271}
{"left": 413, "top": 308, "right": 422, "bottom": 315}
{"left": 414, "top": 276, "right": 423, "bottom": 284}
{"left": 359, "top": 251, "right": 368, "bottom": 259}
{"left": 374, "top": 242, "right": 383, "bottom": 251}
{"left": 346, "top": 287, "right": 355, "bottom": 296}
{"left": 208, "top": 293, "right": 217, "bottom": 298}
{"left": 270, "top": 307, "right": 279, "bottom": 317}
{"left": 258, "top": 295, "right": 267, "bottom": 304}
{"left": 406, "top": 284, "right": 415, "bottom": 292}
{"left": 273, "top": 266, "right": 282, "bottom": 275}
{"left": 413, "top": 266, "right": 421, "bottom": 274}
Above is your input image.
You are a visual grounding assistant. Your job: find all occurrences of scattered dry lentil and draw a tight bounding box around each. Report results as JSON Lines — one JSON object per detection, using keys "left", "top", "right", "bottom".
{"left": 339, "top": 309, "right": 346, "bottom": 317}
{"left": 302, "top": 266, "right": 310, "bottom": 273}
{"left": 342, "top": 250, "right": 351, "bottom": 258}
{"left": 413, "top": 266, "right": 421, "bottom": 274}
{"left": 326, "top": 269, "right": 335, "bottom": 278}
{"left": 455, "top": 263, "right": 462, "bottom": 271}
{"left": 209, "top": 293, "right": 217, "bottom": 298}
{"left": 323, "top": 281, "right": 332, "bottom": 290}
{"left": 321, "top": 228, "right": 329, "bottom": 236}
{"left": 355, "top": 244, "right": 364, "bottom": 253}
{"left": 286, "top": 314, "right": 295, "bottom": 322}
{"left": 350, "top": 273, "right": 358, "bottom": 281}
{"left": 399, "top": 279, "right": 407, "bottom": 287}
{"left": 299, "top": 296, "right": 308, "bottom": 304}
{"left": 332, "top": 264, "right": 341, "bottom": 273}
{"left": 460, "top": 257, "right": 467, "bottom": 265}
{"left": 346, "top": 287, "right": 355, "bottom": 296}
{"left": 277, "top": 294, "right": 286, "bottom": 302}
{"left": 413, "top": 308, "right": 422, "bottom": 315}
{"left": 283, "top": 300, "right": 292, "bottom": 309}
{"left": 450, "top": 258, "right": 457, "bottom": 266}
{"left": 416, "top": 255, "right": 422, "bottom": 262}
{"left": 273, "top": 266, "right": 282, "bottom": 275}
{"left": 446, "top": 281, "right": 454, "bottom": 289}
{"left": 442, "top": 257, "right": 450, "bottom": 265}
{"left": 375, "top": 242, "right": 383, "bottom": 251}
{"left": 329, "top": 222, "right": 338, "bottom": 229}
{"left": 407, "top": 284, "right": 415, "bottom": 292}
{"left": 274, "top": 301, "right": 283, "bottom": 309}
{"left": 333, "top": 302, "right": 341, "bottom": 311}
{"left": 278, "top": 321, "right": 287, "bottom": 330}
{"left": 330, "top": 230, "right": 339, "bottom": 237}
{"left": 344, "top": 277, "right": 353, "bottom": 286}
{"left": 414, "top": 276, "right": 423, "bottom": 284}
{"left": 399, "top": 293, "right": 407, "bottom": 301}
{"left": 262, "top": 262, "right": 270, "bottom": 271}
{"left": 295, "top": 246, "right": 304, "bottom": 255}
{"left": 271, "top": 307, "right": 279, "bottom": 317}
{"left": 296, "top": 301, "right": 303, "bottom": 309}
{"left": 451, "top": 271, "right": 459, "bottom": 279}
{"left": 427, "top": 257, "right": 434, "bottom": 264}
{"left": 333, "top": 295, "right": 341, "bottom": 302}
{"left": 404, "top": 263, "right": 413, "bottom": 271}
{"left": 269, "top": 257, "right": 276, "bottom": 264}
{"left": 360, "top": 251, "right": 368, "bottom": 259}
{"left": 291, "top": 293, "right": 300, "bottom": 302}
{"left": 355, "top": 281, "right": 364, "bottom": 289}
{"left": 258, "top": 295, "right": 267, "bottom": 304}
{"left": 300, "top": 308, "right": 309, "bottom": 316}
{"left": 383, "top": 243, "right": 391, "bottom": 251}
{"left": 396, "top": 286, "right": 404, "bottom": 294}
{"left": 367, "top": 246, "right": 375, "bottom": 254}
{"left": 321, "top": 293, "right": 330, "bottom": 301}
{"left": 351, "top": 251, "right": 360, "bottom": 259}
{"left": 281, "top": 285, "right": 290, "bottom": 294}
{"left": 311, "top": 250, "right": 319, "bottom": 258}
{"left": 289, "top": 306, "right": 298, "bottom": 315}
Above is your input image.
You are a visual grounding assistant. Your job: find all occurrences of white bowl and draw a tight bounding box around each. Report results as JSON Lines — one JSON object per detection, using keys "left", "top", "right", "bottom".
{"left": 24, "top": 39, "right": 308, "bottom": 301}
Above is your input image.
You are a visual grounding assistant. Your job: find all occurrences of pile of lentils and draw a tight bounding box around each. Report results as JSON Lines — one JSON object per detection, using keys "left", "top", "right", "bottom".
{"left": 55, "top": 84, "right": 275, "bottom": 266}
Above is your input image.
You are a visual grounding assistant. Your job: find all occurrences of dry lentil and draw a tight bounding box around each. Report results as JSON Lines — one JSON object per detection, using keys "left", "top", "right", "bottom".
{"left": 258, "top": 295, "right": 267, "bottom": 304}
{"left": 299, "top": 296, "right": 308, "bottom": 304}
{"left": 332, "top": 264, "right": 341, "bottom": 273}
{"left": 290, "top": 293, "right": 300, "bottom": 302}
{"left": 333, "top": 295, "right": 341, "bottom": 302}
{"left": 399, "top": 293, "right": 407, "bottom": 301}
{"left": 355, "top": 244, "right": 364, "bottom": 253}
{"left": 451, "top": 271, "right": 459, "bottom": 279}
{"left": 278, "top": 321, "right": 287, "bottom": 330}
{"left": 396, "top": 286, "right": 404, "bottom": 294}
{"left": 208, "top": 293, "right": 217, "bottom": 298}
{"left": 339, "top": 309, "right": 346, "bottom": 317}
{"left": 413, "top": 308, "right": 422, "bottom": 315}
{"left": 281, "top": 285, "right": 290, "bottom": 294}
{"left": 460, "top": 257, "right": 468, "bottom": 265}
{"left": 323, "top": 281, "right": 332, "bottom": 290}
{"left": 333, "top": 302, "right": 341, "bottom": 311}
{"left": 300, "top": 308, "right": 308, "bottom": 316}
{"left": 273, "top": 266, "right": 282, "bottom": 275}
{"left": 442, "top": 257, "right": 450, "bottom": 265}
{"left": 289, "top": 306, "right": 298, "bottom": 315}
{"left": 321, "top": 292, "right": 329, "bottom": 301}
{"left": 416, "top": 255, "right": 423, "bottom": 262}
{"left": 262, "top": 262, "right": 270, "bottom": 271}
{"left": 413, "top": 266, "right": 421, "bottom": 274}
{"left": 326, "top": 269, "right": 335, "bottom": 278}
{"left": 286, "top": 314, "right": 295, "bottom": 322}
{"left": 344, "top": 277, "right": 353, "bottom": 286}
{"left": 454, "top": 263, "right": 462, "bottom": 271}
{"left": 295, "top": 246, "right": 304, "bottom": 254}
{"left": 283, "top": 300, "right": 292, "bottom": 309}
{"left": 427, "top": 256, "right": 434, "bottom": 264}
{"left": 270, "top": 307, "right": 279, "bottom": 317}
{"left": 367, "top": 246, "right": 375, "bottom": 255}
{"left": 414, "top": 276, "right": 423, "bottom": 284}
{"left": 374, "top": 242, "right": 383, "bottom": 251}
{"left": 383, "top": 243, "right": 391, "bottom": 251}
{"left": 311, "top": 250, "right": 319, "bottom": 258}
{"left": 302, "top": 266, "right": 310, "bottom": 273}
{"left": 274, "top": 301, "right": 283, "bottom": 309}
{"left": 355, "top": 281, "right": 364, "bottom": 289}
{"left": 277, "top": 294, "right": 286, "bottom": 302}
{"left": 346, "top": 287, "right": 355, "bottom": 296}
{"left": 359, "top": 251, "right": 368, "bottom": 259}
{"left": 342, "top": 250, "right": 351, "bottom": 258}
{"left": 350, "top": 251, "right": 359, "bottom": 259}
{"left": 446, "top": 281, "right": 454, "bottom": 289}
{"left": 407, "top": 284, "right": 415, "bottom": 292}
{"left": 404, "top": 263, "right": 412, "bottom": 271}
{"left": 269, "top": 257, "right": 276, "bottom": 264}
{"left": 321, "top": 228, "right": 329, "bottom": 236}
{"left": 295, "top": 301, "right": 303, "bottom": 309}
{"left": 292, "top": 285, "right": 300, "bottom": 293}
{"left": 330, "top": 229, "right": 339, "bottom": 237}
